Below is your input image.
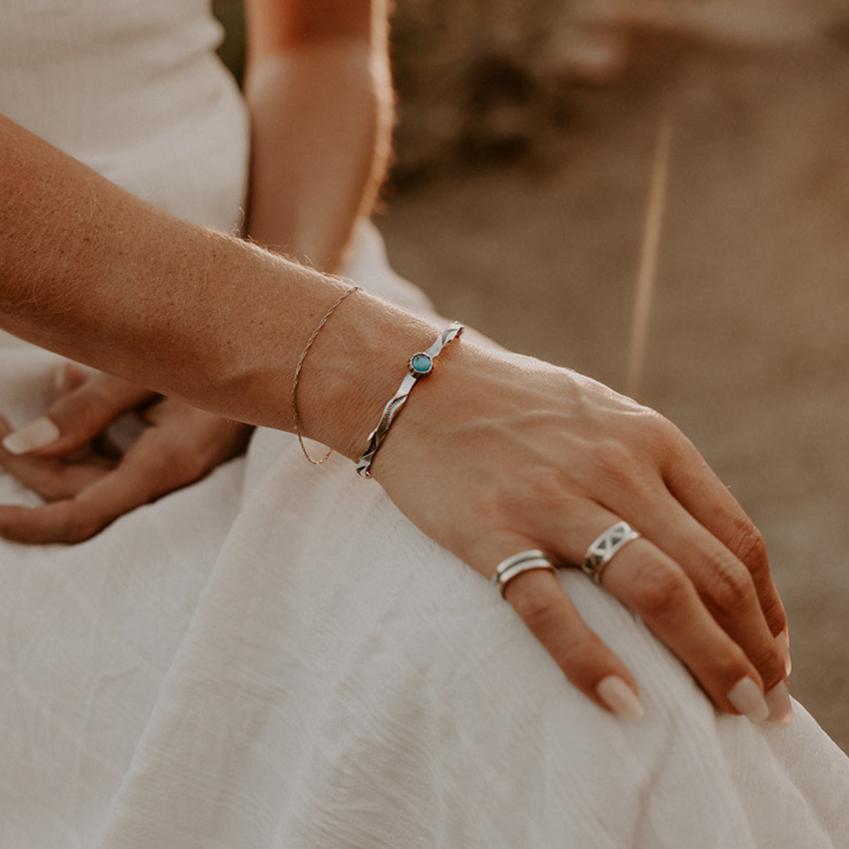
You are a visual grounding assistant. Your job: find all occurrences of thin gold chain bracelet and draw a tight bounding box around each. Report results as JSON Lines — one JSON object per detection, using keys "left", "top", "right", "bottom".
{"left": 290, "top": 285, "right": 361, "bottom": 465}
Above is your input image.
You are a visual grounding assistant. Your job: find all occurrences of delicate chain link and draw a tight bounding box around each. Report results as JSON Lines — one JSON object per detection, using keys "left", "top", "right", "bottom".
{"left": 291, "top": 285, "right": 361, "bottom": 465}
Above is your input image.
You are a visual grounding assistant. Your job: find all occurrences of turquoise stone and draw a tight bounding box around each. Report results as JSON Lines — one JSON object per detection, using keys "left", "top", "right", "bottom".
{"left": 410, "top": 353, "right": 433, "bottom": 375}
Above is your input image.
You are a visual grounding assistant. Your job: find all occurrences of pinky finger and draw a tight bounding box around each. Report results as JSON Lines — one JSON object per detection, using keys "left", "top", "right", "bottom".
{"left": 504, "top": 567, "right": 645, "bottom": 720}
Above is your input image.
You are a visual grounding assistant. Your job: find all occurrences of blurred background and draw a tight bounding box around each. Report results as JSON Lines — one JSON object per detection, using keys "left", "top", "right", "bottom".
{"left": 214, "top": 1, "right": 849, "bottom": 751}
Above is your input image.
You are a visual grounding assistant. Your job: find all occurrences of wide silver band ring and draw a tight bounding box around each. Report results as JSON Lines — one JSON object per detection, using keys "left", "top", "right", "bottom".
{"left": 492, "top": 549, "right": 557, "bottom": 599}
{"left": 581, "top": 520, "right": 641, "bottom": 585}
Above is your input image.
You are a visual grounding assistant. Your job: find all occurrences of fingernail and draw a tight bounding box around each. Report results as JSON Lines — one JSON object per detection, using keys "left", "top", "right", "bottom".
{"left": 727, "top": 676, "right": 769, "bottom": 723}
{"left": 775, "top": 630, "right": 792, "bottom": 677}
{"left": 54, "top": 364, "right": 66, "bottom": 390}
{"left": 1, "top": 416, "right": 60, "bottom": 455}
{"left": 596, "top": 675, "right": 644, "bottom": 721}
{"left": 765, "top": 680, "right": 793, "bottom": 725}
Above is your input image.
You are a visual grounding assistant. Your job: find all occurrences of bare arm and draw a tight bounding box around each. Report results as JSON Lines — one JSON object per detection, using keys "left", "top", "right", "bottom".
{"left": 0, "top": 110, "right": 791, "bottom": 724}
{"left": 244, "top": 0, "right": 391, "bottom": 270}
{"left": 0, "top": 0, "right": 395, "bottom": 535}
{"left": 0, "top": 115, "right": 433, "bottom": 459}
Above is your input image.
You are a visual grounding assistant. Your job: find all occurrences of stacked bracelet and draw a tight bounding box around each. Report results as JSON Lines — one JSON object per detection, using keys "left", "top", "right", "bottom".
{"left": 355, "top": 321, "right": 464, "bottom": 478}
{"left": 291, "top": 285, "right": 362, "bottom": 465}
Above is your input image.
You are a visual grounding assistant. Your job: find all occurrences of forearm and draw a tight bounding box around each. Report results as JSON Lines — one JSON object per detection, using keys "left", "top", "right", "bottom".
{"left": 0, "top": 116, "right": 436, "bottom": 458}
{"left": 244, "top": 37, "right": 392, "bottom": 270}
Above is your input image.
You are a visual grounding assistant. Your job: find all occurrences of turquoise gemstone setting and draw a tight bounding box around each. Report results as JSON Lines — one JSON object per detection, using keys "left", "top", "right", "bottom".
{"left": 409, "top": 352, "right": 433, "bottom": 376}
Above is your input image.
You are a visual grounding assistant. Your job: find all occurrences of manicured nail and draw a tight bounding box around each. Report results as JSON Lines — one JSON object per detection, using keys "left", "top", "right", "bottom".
{"left": 775, "top": 630, "right": 792, "bottom": 677}
{"left": 727, "top": 676, "right": 769, "bottom": 723}
{"left": 596, "top": 675, "right": 644, "bottom": 720}
{"left": 1, "top": 416, "right": 60, "bottom": 455}
{"left": 765, "top": 680, "right": 793, "bottom": 725}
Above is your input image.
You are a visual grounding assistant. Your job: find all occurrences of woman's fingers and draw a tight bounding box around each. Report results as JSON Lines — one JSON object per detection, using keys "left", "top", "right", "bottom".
{"left": 530, "top": 501, "right": 774, "bottom": 723}
{"left": 0, "top": 401, "right": 249, "bottom": 544}
{"left": 662, "top": 436, "right": 789, "bottom": 643}
{"left": 0, "top": 415, "right": 111, "bottom": 499}
{"left": 483, "top": 536, "right": 643, "bottom": 719}
{"left": 508, "top": 570, "right": 644, "bottom": 720}
{"left": 598, "top": 537, "right": 773, "bottom": 721}
{"left": 634, "top": 496, "right": 791, "bottom": 711}
{"left": 613, "top": 563, "right": 761, "bottom": 719}
{"left": 0, "top": 428, "right": 193, "bottom": 543}
{"left": 0, "top": 367, "right": 154, "bottom": 459}
{"left": 55, "top": 360, "right": 89, "bottom": 392}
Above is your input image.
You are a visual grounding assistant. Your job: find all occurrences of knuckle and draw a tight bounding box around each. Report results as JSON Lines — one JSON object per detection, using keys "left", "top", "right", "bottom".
{"left": 64, "top": 509, "right": 102, "bottom": 544}
{"left": 705, "top": 554, "right": 756, "bottom": 616}
{"left": 168, "top": 452, "right": 203, "bottom": 483}
{"left": 548, "top": 627, "right": 592, "bottom": 672}
{"left": 182, "top": 450, "right": 210, "bottom": 482}
{"left": 590, "top": 441, "right": 640, "bottom": 490}
{"left": 502, "top": 463, "right": 561, "bottom": 503}
{"left": 475, "top": 484, "right": 511, "bottom": 530}
{"left": 651, "top": 417, "right": 691, "bottom": 467}
{"left": 79, "top": 381, "right": 118, "bottom": 412}
{"left": 643, "top": 410, "right": 677, "bottom": 446}
{"left": 63, "top": 389, "right": 112, "bottom": 432}
{"left": 39, "top": 477, "right": 69, "bottom": 502}
{"left": 483, "top": 467, "right": 568, "bottom": 537}
{"left": 526, "top": 466, "right": 569, "bottom": 511}
{"left": 728, "top": 519, "right": 769, "bottom": 574}
{"left": 750, "top": 645, "right": 786, "bottom": 689}
{"left": 510, "top": 582, "right": 558, "bottom": 628}
{"left": 760, "top": 593, "right": 787, "bottom": 636}
{"left": 629, "top": 407, "right": 682, "bottom": 460}
{"left": 154, "top": 442, "right": 202, "bottom": 483}
{"left": 716, "top": 646, "right": 753, "bottom": 684}
{"left": 634, "top": 562, "right": 690, "bottom": 618}
{"left": 561, "top": 631, "right": 613, "bottom": 677}
{"left": 556, "top": 631, "right": 590, "bottom": 665}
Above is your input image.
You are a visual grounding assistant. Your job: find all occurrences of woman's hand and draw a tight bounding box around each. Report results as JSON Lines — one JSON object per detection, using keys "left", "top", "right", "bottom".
{"left": 0, "top": 115, "right": 793, "bottom": 722}
{"left": 371, "top": 340, "right": 793, "bottom": 723}
{"left": 0, "top": 363, "right": 251, "bottom": 543}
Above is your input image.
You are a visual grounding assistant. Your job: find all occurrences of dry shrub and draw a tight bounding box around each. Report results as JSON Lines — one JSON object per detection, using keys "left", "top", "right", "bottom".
{"left": 211, "top": 1, "right": 849, "bottom": 186}
{"left": 389, "top": 0, "right": 849, "bottom": 185}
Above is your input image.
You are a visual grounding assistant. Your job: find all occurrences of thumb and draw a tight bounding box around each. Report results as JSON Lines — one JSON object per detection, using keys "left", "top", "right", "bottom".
{"left": 1, "top": 372, "right": 155, "bottom": 458}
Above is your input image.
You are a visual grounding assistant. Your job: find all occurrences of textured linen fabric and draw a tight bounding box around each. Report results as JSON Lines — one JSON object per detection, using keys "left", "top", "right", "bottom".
{"left": 1, "top": 2, "right": 849, "bottom": 848}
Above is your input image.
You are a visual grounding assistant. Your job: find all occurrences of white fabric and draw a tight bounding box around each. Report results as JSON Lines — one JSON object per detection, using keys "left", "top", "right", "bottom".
{"left": 0, "top": 0, "right": 248, "bottom": 230}
{"left": 2, "top": 2, "right": 849, "bottom": 848}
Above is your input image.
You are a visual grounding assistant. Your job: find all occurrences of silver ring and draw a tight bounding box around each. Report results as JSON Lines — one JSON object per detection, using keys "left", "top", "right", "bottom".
{"left": 492, "top": 549, "right": 557, "bottom": 599}
{"left": 581, "top": 521, "right": 640, "bottom": 585}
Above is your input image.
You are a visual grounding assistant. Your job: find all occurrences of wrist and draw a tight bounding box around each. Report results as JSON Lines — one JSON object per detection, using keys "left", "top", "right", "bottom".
{"left": 365, "top": 337, "right": 493, "bottom": 484}
{"left": 294, "top": 289, "right": 441, "bottom": 463}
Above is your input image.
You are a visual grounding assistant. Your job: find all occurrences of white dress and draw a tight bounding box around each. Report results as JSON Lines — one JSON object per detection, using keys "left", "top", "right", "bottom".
{"left": 1, "top": 3, "right": 848, "bottom": 848}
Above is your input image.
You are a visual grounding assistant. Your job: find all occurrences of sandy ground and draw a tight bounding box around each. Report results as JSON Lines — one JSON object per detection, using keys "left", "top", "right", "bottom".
{"left": 378, "top": 40, "right": 849, "bottom": 752}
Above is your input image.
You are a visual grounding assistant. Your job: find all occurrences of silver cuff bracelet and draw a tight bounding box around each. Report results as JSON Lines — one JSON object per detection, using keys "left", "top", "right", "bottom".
{"left": 355, "top": 321, "right": 464, "bottom": 478}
